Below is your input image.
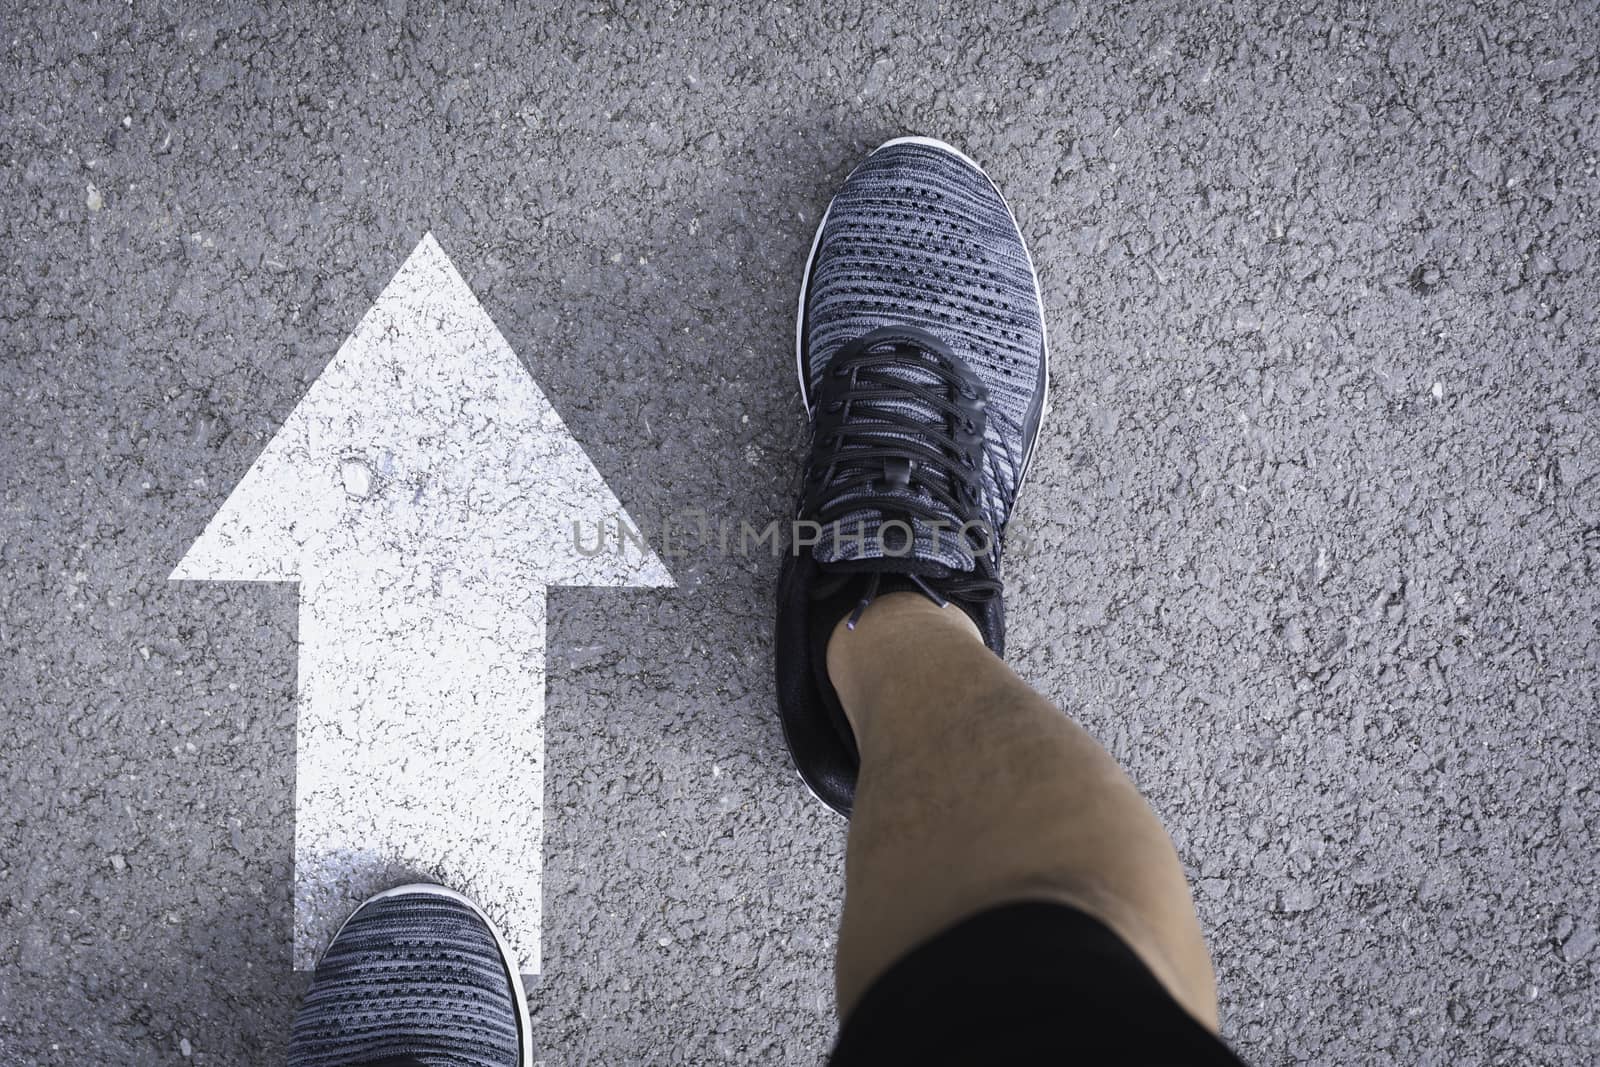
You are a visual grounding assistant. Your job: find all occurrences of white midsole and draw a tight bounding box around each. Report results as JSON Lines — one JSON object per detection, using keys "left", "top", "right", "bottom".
{"left": 792, "top": 135, "right": 1052, "bottom": 484}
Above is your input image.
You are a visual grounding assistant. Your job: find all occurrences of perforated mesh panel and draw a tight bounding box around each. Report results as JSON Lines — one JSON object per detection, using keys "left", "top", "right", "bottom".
{"left": 289, "top": 893, "right": 521, "bottom": 1067}
{"left": 803, "top": 142, "right": 1047, "bottom": 570}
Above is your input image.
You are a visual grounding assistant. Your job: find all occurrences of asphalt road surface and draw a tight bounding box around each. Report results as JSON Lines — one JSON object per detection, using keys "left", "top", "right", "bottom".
{"left": 3, "top": 2, "right": 1597, "bottom": 1064}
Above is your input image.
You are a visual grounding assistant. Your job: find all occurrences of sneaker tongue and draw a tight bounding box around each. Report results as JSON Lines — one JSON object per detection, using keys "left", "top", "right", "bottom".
{"left": 812, "top": 510, "right": 975, "bottom": 570}
{"left": 810, "top": 344, "right": 977, "bottom": 572}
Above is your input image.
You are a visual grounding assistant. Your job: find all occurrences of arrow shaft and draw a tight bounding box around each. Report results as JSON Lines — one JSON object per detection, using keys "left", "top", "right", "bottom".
{"left": 292, "top": 562, "right": 547, "bottom": 973}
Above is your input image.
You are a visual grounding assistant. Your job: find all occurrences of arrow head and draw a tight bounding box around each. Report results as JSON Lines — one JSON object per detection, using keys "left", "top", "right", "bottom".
{"left": 172, "top": 233, "right": 673, "bottom": 591}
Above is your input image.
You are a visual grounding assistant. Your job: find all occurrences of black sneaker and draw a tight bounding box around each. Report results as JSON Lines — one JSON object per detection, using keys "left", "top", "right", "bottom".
{"left": 288, "top": 884, "right": 532, "bottom": 1067}
{"left": 776, "top": 137, "right": 1050, "bottom": 817}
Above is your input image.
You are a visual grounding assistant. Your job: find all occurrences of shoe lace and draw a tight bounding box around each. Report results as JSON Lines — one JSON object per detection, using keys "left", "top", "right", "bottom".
{"left": 804, "top": 332, "right": 1027, "bottom": 623}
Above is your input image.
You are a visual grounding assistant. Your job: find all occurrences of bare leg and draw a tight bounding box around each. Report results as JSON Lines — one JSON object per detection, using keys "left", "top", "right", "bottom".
{"left": 829, "top": 592, "right": 1220, "bottom": 1030}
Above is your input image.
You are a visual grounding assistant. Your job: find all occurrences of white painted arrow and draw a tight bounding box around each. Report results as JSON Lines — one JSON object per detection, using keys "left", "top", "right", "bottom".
{"left": 172, "top": 233, "right": 672, "bottom": 973}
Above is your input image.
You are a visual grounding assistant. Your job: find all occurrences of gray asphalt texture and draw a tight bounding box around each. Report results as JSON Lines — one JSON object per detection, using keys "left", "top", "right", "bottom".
{"left": 3, "top": 1, "right": 1598, "bottom": 1064}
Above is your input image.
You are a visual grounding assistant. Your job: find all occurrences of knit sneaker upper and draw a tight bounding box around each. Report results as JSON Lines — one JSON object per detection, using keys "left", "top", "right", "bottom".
{"left": 799, "top": 139, "right": 1047, "bottom": 588}
{"left": 774, "top": 137, "right": 1051, "bottom": 818}
{"left": 288, "top": 889, "right": 525, "bottom": 1067}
